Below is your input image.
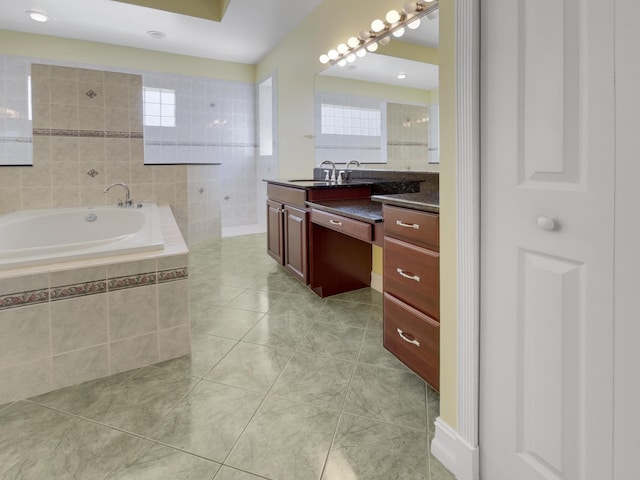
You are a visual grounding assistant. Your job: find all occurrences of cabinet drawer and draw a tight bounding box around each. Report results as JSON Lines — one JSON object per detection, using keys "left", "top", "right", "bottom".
{"left": 383, "top": 205, "right": 439, "bottom": 251}
{"left": 310, "top": 209, "right": 372, "bottom": 243}
{"left": 383, "top": 292, "right": 439, "bottom": 390}
{"left": 384, "top": 236, "right": 439, "bottom": 320}
{"left": 267, "top": 183, "right": 307, "bottom": 209}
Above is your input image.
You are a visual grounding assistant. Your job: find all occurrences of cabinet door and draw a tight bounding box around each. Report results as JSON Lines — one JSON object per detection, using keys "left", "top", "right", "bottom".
{"left": 267, "top": 199, "right": 284, "bottom": 265}
{"left": 284, "top": 205, "right": 308, "bottom": 283}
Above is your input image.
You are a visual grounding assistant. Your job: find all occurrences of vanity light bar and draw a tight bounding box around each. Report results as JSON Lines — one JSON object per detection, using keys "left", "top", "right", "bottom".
{"left": 319, "top": 0, "right": 439, "bottom": 67}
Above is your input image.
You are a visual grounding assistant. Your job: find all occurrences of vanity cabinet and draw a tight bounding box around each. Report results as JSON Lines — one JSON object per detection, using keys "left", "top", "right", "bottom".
{"left": 266, "top": 184, "right": 309, "bottom": 284}
{"left": 382, "top": 204, "right": 440, "bottom": 390}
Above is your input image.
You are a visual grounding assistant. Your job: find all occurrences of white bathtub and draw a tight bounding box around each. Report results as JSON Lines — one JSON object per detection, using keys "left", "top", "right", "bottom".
{"left": 0, "top": 204, "right": 164, "bottom": 269}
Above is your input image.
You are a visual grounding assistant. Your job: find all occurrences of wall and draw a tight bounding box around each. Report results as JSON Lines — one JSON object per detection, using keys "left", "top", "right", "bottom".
{"left": 258, "top": 0, "right": 458, "bottom": 428}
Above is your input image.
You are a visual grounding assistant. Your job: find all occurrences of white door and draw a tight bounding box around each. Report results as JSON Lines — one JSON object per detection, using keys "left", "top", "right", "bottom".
{"left": 480, "top": 0, "right": 615, "bottom": 479}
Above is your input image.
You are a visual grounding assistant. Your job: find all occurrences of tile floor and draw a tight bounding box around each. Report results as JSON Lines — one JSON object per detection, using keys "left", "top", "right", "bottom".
{"left": 0, "top": 233, "right": 454, "bottom": 480}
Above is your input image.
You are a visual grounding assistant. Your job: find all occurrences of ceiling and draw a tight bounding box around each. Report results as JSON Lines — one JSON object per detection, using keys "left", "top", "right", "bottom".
{"left": 0, "top": 0, "right": 323, "bottom": 64}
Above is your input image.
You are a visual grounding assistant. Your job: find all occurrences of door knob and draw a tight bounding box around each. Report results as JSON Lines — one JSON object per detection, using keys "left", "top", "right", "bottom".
{"left": 537, "top": 216, "right": 556, "bottom": 231}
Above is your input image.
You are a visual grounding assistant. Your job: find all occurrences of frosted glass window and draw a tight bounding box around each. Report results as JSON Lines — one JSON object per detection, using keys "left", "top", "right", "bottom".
{"left": 143, "top": 87, "right": 175, "bottom": 127}
{"left": 320, "top": 104, "right": 381, "bottom": 136}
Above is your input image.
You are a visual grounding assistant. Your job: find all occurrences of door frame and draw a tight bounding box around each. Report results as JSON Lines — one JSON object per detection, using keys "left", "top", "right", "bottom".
{"left": 430, "top": 0, "right": 481, "bottom": 479}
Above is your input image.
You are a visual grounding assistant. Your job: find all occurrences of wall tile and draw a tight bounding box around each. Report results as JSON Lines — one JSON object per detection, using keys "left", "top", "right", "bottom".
{"left": 158, "top": 325, "right": 190, "bottom": 362}
{"left": 105, "top": 107, "right": 129, "bottom": 132}
{"left": 0, "top": 358, "right": 52, "bottom": 405}
{"left": 0, "top": 303, "right": 50, "bottom": 368}
{"left": 50, "top": 65, "right": 77, "bottom": 81}
{"left": 50, "top": 79, "right": 79, "bottom": 106}
{"left": 21, "top": 187, "right": 52, "bottom": 209}
{"left": 105, "top": 138, "right": 130, "bottom": 162}
{"left": 51, "top": 294, "right": 108, "bottom": 354}
{"left": 51, "top": 186, "right": 80, "bottom": 207}
{"left": 32, "top": 104, "right": 51, "bottom": 129}
{"left": 108, "top": 284, "right": 158, "bottom": 341}
{"left": 107, "top": 259, "right": 156, "bottom": 279}
{"left": 21, "top": 162, "right": 51, "bottom": 187}
{"left": 50, "top": 265, "right": 106, "bottom": 288}
{"left": 77, "top": 67, "right": 104, "bottom": 84}
{"left": 50, "top": 105, "right": 79, "bottom": 130}
{"left": 78, "top": 106, "right": 106, "bottom": 131}
{"left": 158, "top": 279, "right": 189, "bottom": 329}
{"left": 104, "top": 84, "right": 130, "bottom": 109}
{"left": 78, "top": 137, "right": 105, "bottom": 163}
{"left": 52, "top": 344, "right": 109, "bottom": 389}
{"left": 105, "top": 161, "right": 131, "bottom": 185}
{"left": 157, "top": 254, "right": 188, "bottom": 271}
{"left": 0, "top": 273, "right": 48, "bottom": 297}
{"left": 32, "top": 136, "right": 51, "bottom": 163}
{"left": 110, "top": 332, "right": 159, "bottom": 374}
{"left": 50, "top": 137, "right": 79, "bottom": 162}
{"left": 51, "top": 161, "right": 79, "bottom": 186}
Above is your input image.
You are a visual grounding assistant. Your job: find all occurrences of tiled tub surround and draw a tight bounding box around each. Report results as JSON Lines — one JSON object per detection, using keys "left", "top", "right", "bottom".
{"left": 0, "top": 206, "right": 190, "bottom": 405}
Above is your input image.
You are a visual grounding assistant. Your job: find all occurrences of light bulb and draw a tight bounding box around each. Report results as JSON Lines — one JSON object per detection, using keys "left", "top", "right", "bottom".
{"left": 26, "top": 11, "right": 49, "bottom": 22}
{"left": 403, "top": 1, "right": 418, "bottom": 14}
{"left": 328, "top": 49, "right": 339, "bottom": 60}
{"left": 338, "top": 59, "right": 347, "bottom": 67}
{"left": 386, "top": 10, "right": 401, "bottom": 23}
{"left": 379, "top": 36, "right": 391, "bottom": 46}
{"left": 397, "top": 73, "right": 407, "bottom": 80}
{"left": 337, "top": 43, "right": 348, "bottom": 54}
{"left": 371, "top": 19, "right": 386, "bottom": 33}
{"left": 347, "top": 36, "right": 360, "bottom": 49}
{"left": 392, "top": 27, "right": 405, "bottom": 38}
{"left": 346, "top": 54, "right": 356, "bottom": 63}
{"left": 319, "top": 54, "right": 330, "bottom": 64}
{"left": 366, "top": 42, "right": 379, "bottom": 52}
{"left": 359, "top": 30, "right": 371, "bottom": 41}
{"left": 356, "top": 49, "right": 367, "bottom": 58}
{"left": 407, "top": 18, "right": 421, "bottom": 29}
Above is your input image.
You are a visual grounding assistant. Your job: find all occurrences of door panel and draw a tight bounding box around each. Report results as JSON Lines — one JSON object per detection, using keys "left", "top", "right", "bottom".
{"left": 481, "top": 0, "right": 614, "bottom": 478}
{"left": 284, "top": 205, "right": 308, "bottom": 283}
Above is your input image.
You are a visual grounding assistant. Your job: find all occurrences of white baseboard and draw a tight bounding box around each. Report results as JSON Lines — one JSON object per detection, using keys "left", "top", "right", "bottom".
{"left": 370, "top": 272, "right": 383, "bottom": 293}
{"left": 432, "top": 417, "right": 480, "bottom": 480}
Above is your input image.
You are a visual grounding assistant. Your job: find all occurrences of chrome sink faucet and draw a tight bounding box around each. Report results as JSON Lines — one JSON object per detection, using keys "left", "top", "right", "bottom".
{"left": 319, "top": 160, "right": 336, "bottom": 182}
{"left": 104, "top": 182, "right": 132, "bottom": 207}
{"left": 346, "top": 160, "right": 360, "bottom": 169}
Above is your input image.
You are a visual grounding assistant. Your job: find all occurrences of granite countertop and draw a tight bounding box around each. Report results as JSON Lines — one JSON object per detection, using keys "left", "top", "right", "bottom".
{"left": 371, "top": 191, "right": 440, "bottom": 214}
{"left": 305, "top": 198, "right": 383, "bottom": 224}
{"left": 265, "top": 179, "right": 374, "bottom": 189}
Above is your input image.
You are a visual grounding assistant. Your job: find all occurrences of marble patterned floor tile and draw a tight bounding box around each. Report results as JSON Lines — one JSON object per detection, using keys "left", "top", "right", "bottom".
{"left": 343, "top": 363, "right": 427, "bottom": 430}
{"left": 316, "top": 299, "right": 372, "bottom": 328}
{"left": 226, "top": 395, "right": 340, "bottom": 480}
{"left": 213, "top": 466, "right": 269, "bottom": 480}
{"left": 0, "top": 401, "right": 73, "bottom": 475}
{"left": 321, "top": 413, "right": 429, "bottom": 480}
{"left": 429, "top": 454, "right": 456, "bottom": 480}
{"left": 247, "top": 271, "right": 301, "bottom": 293}
{"left": 267, "top": 294, "right": 326, "bottom": 320}
{"left": 297, "top": 321, "right": 366, "bottom": 361}
{"left": 189, "top": 283, "right": 246, "bottom": 307}
{"left": 1, "top": 417, "right": 140, "bottom": 480}
{"left": 358, "top": 327, "right": 413, "bottom": 371}
{"left": 79, "top": 367, "right": 198, "bottom": 436}
{"left": 330, "top": 287, "right": 383, "bottom": 305}
{"left": 148, "top": 380, "right": 263, "bottom": 462}
{"left": 206, "top": 341, "right": 293, "bottom": 393}
{"left": 242, "top": 314, "right": 313, "bottom": 350}
{"left": 270, "top": 352, "right": 355, "bottom": 411}
{"left": 192, "top": 306, "right": 265, "bottom": 339}
{"left": 153, "top": 333, "right": 237, "bottom": 378}
{"left": 28, "top": 368, "right": 141, "bottom": 416}
{"left": 224, "top": 289, "right": 287, "bottom": 313}
{"left": 367, "top": 304, "right": 384, "bottom": 331}
{"left": 105, "top": 440, "right": 221, "bottom": 479}
{"left": 426, "top": 385, "right": 440, "bottom": 439}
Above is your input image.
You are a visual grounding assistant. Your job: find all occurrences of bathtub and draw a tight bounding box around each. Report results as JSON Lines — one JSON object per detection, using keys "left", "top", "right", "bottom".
{"left": 0, "top": 204, "right": 164, "bottom": 269}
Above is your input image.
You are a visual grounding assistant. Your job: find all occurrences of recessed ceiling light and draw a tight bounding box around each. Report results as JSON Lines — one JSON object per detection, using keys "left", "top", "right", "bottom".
{"left": 397, "top": 73, "right": 407, "bottom": 80}
{"left": 26, "top": 11, "right": 49, "bottom": 23}
{"left": 147, "top": 31, "right": 167, "bottom": 40}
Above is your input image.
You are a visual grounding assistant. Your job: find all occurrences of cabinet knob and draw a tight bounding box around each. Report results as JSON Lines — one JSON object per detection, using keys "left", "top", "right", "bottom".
{"left": 397, "top": 328, "right": 421, "bottom": 347}
{"left": 537, "top": 216, "right": 556, "bottom": 231}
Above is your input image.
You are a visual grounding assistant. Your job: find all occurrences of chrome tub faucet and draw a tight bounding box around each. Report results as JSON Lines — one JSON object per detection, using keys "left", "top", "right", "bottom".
{"left": 104, "top": 182, "right": 132, "bottom": 207}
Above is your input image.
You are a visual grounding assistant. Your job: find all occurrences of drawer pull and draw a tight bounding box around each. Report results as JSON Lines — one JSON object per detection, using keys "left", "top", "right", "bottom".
{"left": 396, "top": 268, "right": 421, "bottom": 282}
{"left": 329, "top": 219, "right": 343, "bottom": 226}
{"left": 396, "top": 220, "right": 420, "bottom": 230}
{"left": 397, "top": 328, "right": 421, "bottom": 347}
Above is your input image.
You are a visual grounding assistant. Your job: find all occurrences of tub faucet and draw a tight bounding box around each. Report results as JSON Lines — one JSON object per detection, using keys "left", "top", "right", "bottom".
{"left": 319, "top": 160, "right": 336, "bottom": 182}
{"left": 104, "top": 182, "right": 132, "bottom": 208}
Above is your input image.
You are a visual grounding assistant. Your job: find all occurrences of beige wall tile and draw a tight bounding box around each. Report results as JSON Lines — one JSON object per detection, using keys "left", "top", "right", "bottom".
{"left": 0, "top": 167, "right": 21, "bottom": 188}
{"left": 130, "top": 139, "right": 144, "bottom": 162}
{"left": 0, "top": 187, "right": 22, "bottom": 214}
{"left": 30, "top": 77, "right": 50, "bottom": 104}
{"left": 0, "top": 304, "right": 50, "bottom": 369}
{"left": 50, "top": 65, "right": 77, "bottom": 81}
{"left": 107, "top": 259, "right": 156, "bottom": 278}
{"left": 78, "top": 83, "right": 105, "bottom": 108}
{"left": 105, "top": 108, "right": 129, "bottom": 132}
{"left": 0, "top": 273, "right": 48, "bottom": 296}
{"left": 80, "top": 185, "right": 109, "bottom": 205}
{"left": 51, "top": 161, "right": 79, "bottom": 186}
{"left": 105, "top": 161, "right": 131, "bottom": 186}
{"left": 21, "top": 187, "right": 52, "bottom": 210}
{"left": 50, "top": 137, "right": 79, "bottom": 162}
{"left": 52, "top": 344, "right": 109, "bottom": 389}
{"left": 105, "top": 138, "right": 130, "bottom": 162}
{"left": 158, "top": 279, "right": 189, "bottom": 329}
{"left": 51, "top": 294, "right": 108, "bottom": 354}
{"left": 32, "top": 136, "right": 51, "bottom": 163}
{"left": 50, "top": 79, "right": 79, "bottom": 106}
{"left": 110, "top": 332, "right": 159, "bottom": 374}
{"left": 130, "top": 162, "right": 153, "bottom": 184}
{"left": 158, "top": 325, "right": 190, "bottom": 362}
{"left": 0, "top": 358, "right": 52, "bottom": 405}
{"left": 78, "top": 163, "right": 106, "bottom": 186}
{"left": 50, "top": 105, "right": 79, "bottom": 130}
{"left": 50, "top": 265, "right": 106, "bottom": 288}
{"left": 51, "top": 186, "right": 80, "bottom": 207}
{"left": 104, "top": 84, "right": 130, "bottom": 109}
{"left": 32, "top": 103, "right": 51, "bottom": 129}
{"left": 129, "top": 184, "right": 153, "bottom": 205}
{"left": 108, "top": 285, "right": 158, "bottom": 341}
{"left": 30, "top": 63, "right": 51, "bottom": 78}
{"left": 78, "top": 106, "right": 106, "bottom": 131}
{"left": 103, "top": 71, "right": 130, "bottom": 86}
{"left": 77, "top": 68, "right": 104, "bottom": 84}
{"left": 21, "top": 161, "right": 51, "bottom": 187}
{"left": 152, "top": 166, "right": 177, "bottom": 184}
{"left": 78, "top": 138, "right": 106, "bottom": 163}
{"left": 157, "top": 254, "right": 188, "bottom": 271}
{"left": 154, "top": 182, "right": 176, "bottom": 206}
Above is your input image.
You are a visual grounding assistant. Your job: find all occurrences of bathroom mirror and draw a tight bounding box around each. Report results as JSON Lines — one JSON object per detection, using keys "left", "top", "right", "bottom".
{"left": 0, "top": 56, "right": 33, "bottom": 166}
{"left": 314, "top": 13, "right": 439, "bottom": 172}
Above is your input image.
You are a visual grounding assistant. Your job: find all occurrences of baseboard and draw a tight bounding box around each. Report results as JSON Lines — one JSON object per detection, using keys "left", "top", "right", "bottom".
{"left": 432, "top": 417, "right": 480, "bottom": 480}
{"left": 370, "top": 272, "right": 383, "bottom": 293}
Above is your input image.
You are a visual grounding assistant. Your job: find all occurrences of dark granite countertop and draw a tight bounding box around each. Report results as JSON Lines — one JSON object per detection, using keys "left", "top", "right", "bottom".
{"left": 371, "top": 192, "right": 440, "bottom": 214}
{"left": 265, "top": 179, "right": 374, "bottom": 189}
{"left": 305, "top": 198, "right": 383, "bottom": 224}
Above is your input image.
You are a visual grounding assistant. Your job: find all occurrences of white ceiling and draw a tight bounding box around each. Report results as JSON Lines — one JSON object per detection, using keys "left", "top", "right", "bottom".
{"left": 0, "top": 0, "right": 323, "bottom": 64}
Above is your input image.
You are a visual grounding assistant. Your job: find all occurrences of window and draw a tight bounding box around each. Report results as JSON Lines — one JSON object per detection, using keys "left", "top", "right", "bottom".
{"left": 320, "top": 104, "right": 381, "bottom": 136}
{"left": 143, "top": 87, "right": 175, "bottom": 127}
